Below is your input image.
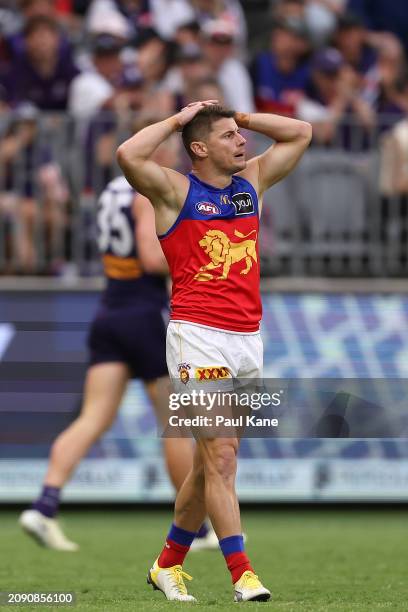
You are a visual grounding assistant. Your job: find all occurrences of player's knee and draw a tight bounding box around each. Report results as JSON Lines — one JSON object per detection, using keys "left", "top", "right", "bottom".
{"left": 205, "top": 441, "right": 238, "bottom": 481}
{"left": 78, "top": 411, "right": 114, "bottom": 436}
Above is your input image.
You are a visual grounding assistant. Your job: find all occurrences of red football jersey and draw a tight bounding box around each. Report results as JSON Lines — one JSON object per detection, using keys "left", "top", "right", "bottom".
{"left": 159, "top": 174, "right": 261, "bottom": 333}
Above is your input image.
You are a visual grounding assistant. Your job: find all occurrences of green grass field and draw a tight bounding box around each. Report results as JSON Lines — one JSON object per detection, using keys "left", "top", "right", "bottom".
{"left": 2, "top": 508, "right": 407, "bottom": 611}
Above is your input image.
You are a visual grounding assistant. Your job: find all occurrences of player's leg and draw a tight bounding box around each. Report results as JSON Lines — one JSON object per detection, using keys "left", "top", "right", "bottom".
{"left": 144, "top": 375, "right": 217, "bottom": 550}
{"left": 196, "top": 436, "right": 241, "bottom": 537}
{"left": 150, "top": 324, "right": 270, "bottom": 602}
{"left": 222, "top": 335, "right": 269, "bottom": 602}
{"left": 147, "top": 323, "right": 215, "bottom": 599}
{"left": 162, "top": 437, "right": 193, "bottom": 490}
{"left": 141, "top": 313, "right": 233, "bottom": 544}
{"left": 132, "top": 309, "right": 195, "bottom": 487}
{"left": 162, "top": 434, "right": 243, "bottom": 564}
{"left": 198, "top": 434, "right": 269, "bottom": 600}
{"left": 144, "top": 375, "right": 194, "bottom": 490}
{"left": 150, "top": 427, "right": 253, "bottom": 602}
{"left": 172, "top": 423, "right": 269, "bottom": 601}
{"left": 147, "top": 444, "right": 206, "bottom": 602}
{"left": 44, "top": 362, "right": 129, "bottom": 486}
{"left": 20, "top": 363, "right": 129, "bottom": 550}
{"left": 172, "top": 443, "right": 206, "bottom": 531}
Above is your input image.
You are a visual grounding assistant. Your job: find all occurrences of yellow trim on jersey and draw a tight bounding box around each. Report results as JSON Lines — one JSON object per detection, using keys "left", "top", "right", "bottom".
{"left": 103, "top": 254, "right": 142, "bottom": 280}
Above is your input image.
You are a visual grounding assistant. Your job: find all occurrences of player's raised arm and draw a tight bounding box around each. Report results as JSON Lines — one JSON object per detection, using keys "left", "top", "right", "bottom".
{"left": 116, "top": 101, "right": 219, "bottom": 209}
{"left": 237, "top": 112, "right": 312, "bottom": 196}
{"left": 133, "top": 194, "right": 168, "bottom": 275}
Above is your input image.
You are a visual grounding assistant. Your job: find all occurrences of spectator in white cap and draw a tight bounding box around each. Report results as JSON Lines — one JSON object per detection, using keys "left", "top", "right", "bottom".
{"left": 68, "top": 33, "right": 124, "bottom": 120}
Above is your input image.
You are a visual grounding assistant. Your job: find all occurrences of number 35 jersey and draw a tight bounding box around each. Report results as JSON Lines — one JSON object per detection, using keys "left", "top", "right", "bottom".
{"left": 159, "top": 173, "right": 261, "bottom": 333}
{"left": 97, "top": 176, "right": 167, "bottom": 307}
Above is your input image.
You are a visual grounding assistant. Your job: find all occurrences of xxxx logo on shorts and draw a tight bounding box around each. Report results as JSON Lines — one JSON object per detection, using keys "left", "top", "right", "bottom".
{"left": 195, "top": 366, "right": 231, "bottom": 381}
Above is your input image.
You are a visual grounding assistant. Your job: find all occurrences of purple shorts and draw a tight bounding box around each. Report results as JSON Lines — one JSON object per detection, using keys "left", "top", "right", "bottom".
{"left": 87, "top": 303, "right": 168, "bottom": 380}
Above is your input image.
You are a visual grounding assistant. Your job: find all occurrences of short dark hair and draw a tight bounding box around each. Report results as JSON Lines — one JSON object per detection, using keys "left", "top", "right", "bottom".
{"left": 182, "top": 105, "right": 235, "bottom": 160}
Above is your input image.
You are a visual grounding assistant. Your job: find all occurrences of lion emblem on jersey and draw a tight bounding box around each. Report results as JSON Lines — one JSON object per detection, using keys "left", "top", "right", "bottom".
{"left": 194, "top": 229, "right": 257, "bottom": 281}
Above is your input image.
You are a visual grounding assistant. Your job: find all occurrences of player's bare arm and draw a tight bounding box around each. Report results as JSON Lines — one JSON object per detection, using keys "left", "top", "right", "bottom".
{"left": 133, "top": 194, "right": 169, "bottom": 275}
{"left": 236, "top": 112, "right": 312, "bottom": 201}
{"left": 116, "top": 100, "right": 219, "bottom": 213}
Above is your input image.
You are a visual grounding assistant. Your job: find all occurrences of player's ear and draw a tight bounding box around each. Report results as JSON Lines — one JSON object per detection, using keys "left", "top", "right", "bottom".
{"left": 190, "top": 140, "right": 208, "bottom": 159}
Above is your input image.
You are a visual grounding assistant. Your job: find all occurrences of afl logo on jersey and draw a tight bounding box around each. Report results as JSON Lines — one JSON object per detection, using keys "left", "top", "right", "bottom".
{"left": 195, "top": 201, "right": 221, "bottom": 215}
{"left": 232, "top": 192, "right": 254, "bottom": 215}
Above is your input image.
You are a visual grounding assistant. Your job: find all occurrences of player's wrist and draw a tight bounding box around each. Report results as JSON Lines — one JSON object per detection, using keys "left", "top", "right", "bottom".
{"left": 234, "top": 112, "right": 251, "bottom": 129}
{"left": 166, "top": 115, "right": 183, "bottom": 133}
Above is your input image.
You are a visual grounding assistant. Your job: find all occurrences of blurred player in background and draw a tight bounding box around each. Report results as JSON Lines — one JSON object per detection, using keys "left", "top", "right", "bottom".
{"left": 19, "top": 124, "right": 217, "bottom": 552}
{"left": 117, "top": 101, "right": 311, "bottom": 602}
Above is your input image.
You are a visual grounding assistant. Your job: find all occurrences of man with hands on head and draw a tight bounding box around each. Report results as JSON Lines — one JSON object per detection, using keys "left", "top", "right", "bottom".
{"left": 117, "top": 100, "right": 311, "bottom": 602}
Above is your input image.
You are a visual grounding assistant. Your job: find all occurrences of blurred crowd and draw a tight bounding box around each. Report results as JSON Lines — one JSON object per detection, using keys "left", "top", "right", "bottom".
{"left": 0, "top": 0, "right": 408, "bottom": 274}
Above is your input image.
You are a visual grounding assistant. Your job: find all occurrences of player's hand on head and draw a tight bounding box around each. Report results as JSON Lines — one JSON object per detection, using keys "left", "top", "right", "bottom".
{"left": 175, "top": 100, "right": 219, "bottom": 129}
{"left": 186, "top": 100, "right": 219, "bottom": 107}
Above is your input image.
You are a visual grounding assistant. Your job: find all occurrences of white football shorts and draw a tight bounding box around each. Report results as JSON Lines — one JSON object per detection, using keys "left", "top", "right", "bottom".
{"left": 167, "top": 321, "right": 263, "bottom": 392}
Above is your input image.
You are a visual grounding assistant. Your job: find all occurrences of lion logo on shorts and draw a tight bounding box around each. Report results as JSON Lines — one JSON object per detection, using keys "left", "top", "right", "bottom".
{"left": 194, "top": 229, "right": 257, "bottom": 281}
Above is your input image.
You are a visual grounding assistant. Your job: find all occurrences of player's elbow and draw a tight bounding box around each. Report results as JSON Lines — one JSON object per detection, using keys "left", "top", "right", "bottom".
{"left": 117, "top": 142, "right": 144, "bottom": 170}
{"left": 116, "top": 143, "right": 131, "bottom": 171}
{"left": 298, "top": 121, "right": 313, "bottom": 144}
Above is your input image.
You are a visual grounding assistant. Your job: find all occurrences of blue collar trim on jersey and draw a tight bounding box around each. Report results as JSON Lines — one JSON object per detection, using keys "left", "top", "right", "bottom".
{"left": 188, "top": 172, "right": 234, "bottom": 192}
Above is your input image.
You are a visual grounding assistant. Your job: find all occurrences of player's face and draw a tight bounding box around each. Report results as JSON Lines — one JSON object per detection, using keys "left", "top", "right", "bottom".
{"left": 206, "top": 118, "right": 247, "bottom": 174}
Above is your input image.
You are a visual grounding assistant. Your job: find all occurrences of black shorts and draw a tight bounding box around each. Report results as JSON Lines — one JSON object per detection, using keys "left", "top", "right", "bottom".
{"left": 87, "top": 303, "right": 168, "bottom": 380}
